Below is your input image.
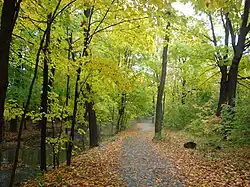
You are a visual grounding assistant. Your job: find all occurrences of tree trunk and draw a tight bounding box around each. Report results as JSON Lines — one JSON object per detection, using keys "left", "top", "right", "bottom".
{"left": 82, "top": 7, "right": 99, "bottom": 148}
{"left": 227, "top": 60, "right": 239, "bottom": 108}
{"left": 48, "top": 65, "right": 56, "bottom": 169}
{"left": 9, "top": 0, "right": 63, "bottom": 183}
{"left": 152, "top": 94, "right": 155, "bottom": 123}
{"left": 226, "top": 0, "right": 250, "bottom": 108}
{"left": 65, "top": 31, "right": 72, "bottom": 161}
{"left": 40, "top": 13, "right": 52, "bottom": 171}
{"left": 155, "top": 24, "right": 170, "bottom": 139}
{"left": 66, "top": 6, "right": 93, "bottom": 165}
{"left": 181, "top": 79, "right": 186, "bottom": 104}
{"left": 116, "top": 93, "right": 126, "bottom": 133}
{"left": 0, "top": 0, "right": 22, "bottom": 143}
{"left": 85, "top": 83, "right": 99, "bottom": 147}
{"left": 209, "top": 13, "right": 229, "bottom": 116}
{"left": 162, "top": 91, "right": 166, "bottom": 123}
{"left": 9, "top": 116, "right": 18, "bottom": 132}
{"left": 51, "top": 120, "right": 56, "bottom": 169}
{"left": 66, "top": 66, "right": 80, "bottom": 166}
{"left": 216, "top": 66, "right": 228, "bottom": 116}
{"left": 87, "top": 102, "right": 99, "bottom": 147}
{"left": 111, "top": 105, "right": 115, "bottom": 134}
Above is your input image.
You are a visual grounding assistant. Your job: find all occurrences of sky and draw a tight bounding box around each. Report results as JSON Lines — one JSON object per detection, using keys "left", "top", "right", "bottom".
{"left": 171, "top": 2, "right": 225, "bottom": 43}
{"left": 172, "top": 2, "right": 195, "bottom": 17}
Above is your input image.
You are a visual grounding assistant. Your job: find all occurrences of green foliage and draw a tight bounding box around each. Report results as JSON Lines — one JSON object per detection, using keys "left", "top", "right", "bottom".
{"left": 164, "top": 102, "right": 199, "bottom": 130}
{"left": 4, "top": 100, "right": 23, "bottom": 120}
{"left": 226, "top": 98, "right": 250, "bottom": 145}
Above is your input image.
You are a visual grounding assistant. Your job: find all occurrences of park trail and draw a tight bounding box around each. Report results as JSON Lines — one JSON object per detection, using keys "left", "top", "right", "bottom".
{"left": 119, "top": 119, "right": 184, "bottom": 186}
{"left": 22, "top": 120, "right": 185, "bottom": 187}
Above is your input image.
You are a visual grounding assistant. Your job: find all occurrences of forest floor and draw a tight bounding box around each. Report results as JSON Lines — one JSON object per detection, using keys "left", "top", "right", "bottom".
{"left": 22, "top": 120, "right": 250, "bottom": 187}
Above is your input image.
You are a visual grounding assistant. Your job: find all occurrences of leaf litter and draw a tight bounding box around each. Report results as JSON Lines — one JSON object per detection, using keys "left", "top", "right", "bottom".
{"left": 22, "top": 121, "right": 250, "bottom": 186}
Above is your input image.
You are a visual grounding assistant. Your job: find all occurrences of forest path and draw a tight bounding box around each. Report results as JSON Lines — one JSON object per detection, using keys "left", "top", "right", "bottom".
{"left": 23, "top": 120, "right": 250, "bottom": 187}
{"left": 119, "top": 120, "right": 184, "bottom": 186}
{"left": 23, "top": 120, "right": 185, "bottom": 187}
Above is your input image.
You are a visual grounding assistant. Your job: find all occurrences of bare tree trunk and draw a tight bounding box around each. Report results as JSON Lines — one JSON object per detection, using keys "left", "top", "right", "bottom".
{"left": 66, "top": 65, "right": 80, "bottom": 166}
{"left": 9, "top": 23, "right": 49, "bottom": 187}
{"left": 111, "top": 106, "right": 115, "bottom": 134}
{"left": 0, "top": 0, "right": 22, "bottom": 143}
{"left": 209, "top": 13, "right": 229, "bottom": 116}
{"left": 155, "top": 23, "right": 170, "bottom": 139}
{"left": 86, "top": 83, "right": 99, "bottom": 148}
{"left": 228, "top": 61, "right": 239, "bottom": 107}
{"left": 9, "top": 0, "right": 66, "bottom": 184}
{"left": 152, "top": 94, "right": 155, "bottom": 123}
{"left": 40, "top": 13, "right": 52, "bottom": 171}
{"left": 181, "top": 79, "right": 186, "bottom": 104}
{"left": 52, "top": 120, "right": 56, "bottom": 169}
{"left": 116, "top": 93, "right": 126, "bottom": 133}
{"left": 162, "top": 91, "right": 166, "bottom": 123}
{"left": 216, "top": 66, "right": 228, "bottom": 116}
{"left": 9, "top": 116, "right": 18, "bottom": 132}
{"left": 226, "top": 0, "right": 250, "bottom": 108}
{"left": 66, "top": 6, "right": 93, "bottom": 165}
{"left": 65, "top": 30, "right": 72, "bottom": 162}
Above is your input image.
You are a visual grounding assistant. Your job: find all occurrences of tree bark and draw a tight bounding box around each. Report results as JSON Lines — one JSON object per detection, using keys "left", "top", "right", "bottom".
{"left": 116, "top": 93, "right": 126, "bottom": 133}
{"left": 66, "top": 6, "right": 93, "bottom": 165}
{"left": 9, "top": 0, "right": 65, "bottom": 184}
{"left": 111, "top": 105, "right": 115, "bottom": 134}
{"left": 155, "top": 24, "right": 170, "bottom": 139}
{"left": 9, "top": 116, "right": 18, "bottom": 132}
{"left": 209, "top": 13, "right": 229, "bottom": 116}
{"left": 227, "top": 60, "right": 240, "bottom": 107}
{"left": 226, "top": 0, "right": 250, "bottom": 108}
{"left": 66, "top": 65, "right": 80, "bottom": 166}
{"left": 65, "top": 31, "right": 72, "bottom": 161}
{"left": 162, "top": 91, "right": 166, "bottom": 123}
{"left": 0, "top": 0, "right": 22, "bottom": 143}
{"left": 40, "top": 13, "right": 52, "bottom": 171}
{"left": 216, "top": 66, "right": 228, "bottom": 115}
{"left": 152, "top": 94, "right": 155, "bottom": 123}
{"left": 86, "top": 83, "right": 99, "bottom": 147}
{"left": 181, "top": 79, "right": 186, "bottom": 104}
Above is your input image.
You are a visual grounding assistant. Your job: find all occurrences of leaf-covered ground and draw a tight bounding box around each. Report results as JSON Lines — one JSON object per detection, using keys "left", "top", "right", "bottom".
{"left": 23, "top": 136, "right": 123, "bottom": 186}
{"left": 154, "top": 129, "right": 250, "bottom": 186}
{"left": 23, "top": 121, "right": 250, "bottom": 186}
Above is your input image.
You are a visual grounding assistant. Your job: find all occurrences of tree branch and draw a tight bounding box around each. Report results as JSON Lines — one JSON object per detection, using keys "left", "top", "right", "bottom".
{"left": 21, "top": 16, "right": 47, "bottom": 23}
{"left": 225, "top": 13, "right": 236, "bottom": 52}
{"left": 238, "top": 74, "right": 250, "bottom": 80}
{"left": 238, "top": 81, "right": 250, "bottom": 90}
{"left": 53, "top": 0, "right": 77, "bottom": 21}
{"left": 13, "top": 33, "right": 34, "bottom": 45}
{"left": 241, "top": 0, "right": 250, "bottom": 29}
{"left": 91, "top": 0, "right": 115, "bottom": 36}
{"left": 202, "top": 34, "right": 214, "bottom": 43}
{"left": 199, "top": 71, "right": 220, "bottom": 86}
{"left": 208, "top": 13, "right": 217, "bottom": 46}
{"left": 89, "top": 16, "right": 149, "bottom": 40}
{"left": 51, "top": 0, "right": 63, "bottom": 20}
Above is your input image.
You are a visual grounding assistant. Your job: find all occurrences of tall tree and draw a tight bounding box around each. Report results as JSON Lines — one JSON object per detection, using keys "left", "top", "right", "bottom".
{"left": 67, "top": 6, "right": 93, "bottom": 165}
{"left": 9, "top": 1, "right": 77, "bottom": 185}
{"left": 155, "top": 23, "right": 170, "bottom": 139}
{"left": 226, "top": 0, "right": 250, "bottom": 108}
{"left": 208, "top": 13, "right": 229, "bottom": 116}
{"left": 40, "top": 12, "right": 52, "bottom": 171}
{"left": 0, "top": 0, "right": 22, "bottom": 143}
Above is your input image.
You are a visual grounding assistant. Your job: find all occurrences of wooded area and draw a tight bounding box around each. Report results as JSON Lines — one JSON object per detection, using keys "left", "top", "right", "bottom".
{"left": 0, "top": 0, "right": 250, "bottom": 186}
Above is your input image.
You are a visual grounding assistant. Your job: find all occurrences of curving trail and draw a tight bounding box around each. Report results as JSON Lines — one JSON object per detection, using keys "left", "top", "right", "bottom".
{"left": 119, "top": 120, "right": 184, "bottom": 187}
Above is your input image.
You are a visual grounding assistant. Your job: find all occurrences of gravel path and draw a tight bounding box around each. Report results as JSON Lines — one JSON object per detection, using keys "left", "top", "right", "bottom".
{"left": 120, "top": 121, "right": 184, "bottom": 187}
